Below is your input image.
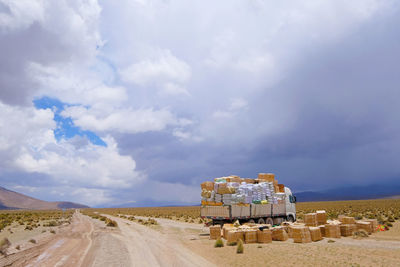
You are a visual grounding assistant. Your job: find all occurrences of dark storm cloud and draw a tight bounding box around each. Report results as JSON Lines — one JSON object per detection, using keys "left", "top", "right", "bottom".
{"left": 115, "top": 5, "right": 400, "bottom": 194}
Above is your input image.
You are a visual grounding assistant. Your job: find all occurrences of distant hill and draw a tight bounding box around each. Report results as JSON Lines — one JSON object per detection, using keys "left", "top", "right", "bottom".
{"left": 0, "top": 186, "right": 89, "bottom": 210}
{"left": 294, "top": 184, "right": 400, "bottom": 202}
{"left": 102, "top": 199, "right": 198, "bottom": 208}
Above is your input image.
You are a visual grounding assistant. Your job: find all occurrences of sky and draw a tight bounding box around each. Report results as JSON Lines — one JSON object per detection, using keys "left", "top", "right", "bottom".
{"left": 0, "top": 0, "right": 400, "bottom": 207}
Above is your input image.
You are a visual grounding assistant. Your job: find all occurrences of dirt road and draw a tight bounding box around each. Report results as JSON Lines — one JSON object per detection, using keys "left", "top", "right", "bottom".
{"left": 1, "top": 212, "right": 94, "bottom": 267}
{"left": 103, "top": 215, "right": 214, "bottom": 267}
{"left": 0, "top": 212, "right": 213, "bottom": 267}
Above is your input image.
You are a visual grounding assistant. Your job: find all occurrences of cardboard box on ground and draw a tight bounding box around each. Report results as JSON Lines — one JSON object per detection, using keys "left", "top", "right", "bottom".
{"left": 209, "top": 210, "right": 379, "bottom": 244}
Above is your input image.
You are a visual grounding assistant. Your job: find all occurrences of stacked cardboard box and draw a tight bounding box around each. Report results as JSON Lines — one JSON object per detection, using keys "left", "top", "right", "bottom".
{"left": 356, "top": 221, "right": 373, "bottom": 234}
{"left": 318, "top": 225, "right": 326, "bottom": 237}
{"left": 304, "top": 213, "right": 318, "bottom": 227}
{"left": 201, "top": 181, "right": 214, "bottom": 191}
{"left": 340, "top": 224, "right": 357, "bottom": 237}
{"left": 244, "top": 230, "right": 257, "bottom": 243}
{"left": 309, "top": 227, "right": 323, "bottom": 241}
{"left": 222, "top": 224, "right": 234, "bottom": 239}
{"left": 225, "top": 230, "right": 237, "bottom": 243}
{"left": 257, "top": 229, "right": 272, "bottom": 243}
{"left": 201, "top": 173, "right": 282, "bottom": 205}
{"left": 236, "top": 231, "right": 245, "bottom": 242}
{"left": 210, "top": 225, "right": 221, "bottom": 240}
{"left": 272, "top": 227, "right": 289, "bottom": 241}
{"left": 364, "top": 219, "right": 378, "bottom": 232}
{"left": 277, "top": 184, "right": 285, "bottom": 193}
{"left": 292, "top": 226, "right": 312, "bottom": 243}
{"left": 325, "top": 224, "right": 341, "bottom": 238}
{"left": 316, "top": 210, "right": 327, "bottom": 225}
{"left": 340, "top": 216, "right": 356, "bottom": 224}
{"left": 258, "top": 173, "right": 275, "bottom": 182}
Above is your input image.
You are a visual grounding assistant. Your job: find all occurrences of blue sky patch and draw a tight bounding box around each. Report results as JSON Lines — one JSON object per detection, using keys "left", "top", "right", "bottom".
{"left": 34, "top": 97, "right": 107, "bottom": 147}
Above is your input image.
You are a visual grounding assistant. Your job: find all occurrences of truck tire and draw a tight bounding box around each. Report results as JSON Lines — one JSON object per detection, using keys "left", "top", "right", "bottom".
{"left": 257, "top": 218, "right": 265, "bottom": 224}
{"left": 266, "top": 218, "right": 273, "bottom": 225}
{"left": 248, "top": 219, "right": 255, "bottom": 224}
{"left": 287, "top": 215, "right": 295, "bottom": 223}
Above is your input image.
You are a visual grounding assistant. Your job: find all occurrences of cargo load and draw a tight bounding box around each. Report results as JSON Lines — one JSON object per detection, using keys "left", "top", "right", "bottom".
{"left": 304, "top": 213, "right": 318, "bottom": 227}
{"left": 340, "top": 224, "right": 357, "bottom": 237}
{"left": 244, "top": 229, "right": 257, "bottom": 243}
{"left": 325, "top": 224, "right": 341, "bottom": 238}
{"left": 201, "top": 181, "right": 214, "bottom": 191}
{"left": 340, "top": 216, "right": 356, "bottom": 224}
{"left": 292, "top": 226, "right": 312, "bottom": 243}
{"left": 258, "top": 173, "right": 275, "bottom": 182}
{"left": 210, "top": 225, "right": 221, "bottom": 240}
{"left": 222, "top": 224, "right": 234, "bottom": 239}
{"left": 356, "top": 221, "right": 373, "bottom": 234}
{"left": 271, "top": 227, "right": 289, "bottom": 241}
{"left": 363, "top": 219, "right": 378, "bottom": 232}
{"left": 309, "top": 227, "right": 323, "bottom": 241}
{"left": 318, "top": 225, "right": 326, "bottom": 237}
{"left": 257, "top": 229, "right": 272, "bottom": 243}
{"left": 201, "top": 173, "right": 297, "bottom": 227}
{"left": 316, "top": 210, "right": 327, "bottom": 225}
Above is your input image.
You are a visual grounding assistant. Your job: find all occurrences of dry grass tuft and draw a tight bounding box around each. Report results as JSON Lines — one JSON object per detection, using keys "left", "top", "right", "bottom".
{"left": 353, "top": 229, "right": 369, "bottom": 239}
{"left": 0, "top": 238, "right": 11, "bottom": 255}
{"left": 214, "top": 238, "right": 224, "bottom": 248}
{"left": 236, "top": 239, "right": 244, "bottom": 254}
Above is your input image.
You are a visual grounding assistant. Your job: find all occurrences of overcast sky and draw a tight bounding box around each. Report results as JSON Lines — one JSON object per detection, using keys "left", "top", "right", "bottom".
{"left": 1, "top": 0, "right": 400, "bottom": 207}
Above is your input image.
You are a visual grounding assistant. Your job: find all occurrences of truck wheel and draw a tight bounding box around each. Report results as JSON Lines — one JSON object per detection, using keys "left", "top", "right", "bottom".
{"left": 257, "top": 218, "right": 265, "bottom": 224}
{"left": 287, "top": 215, "right": 295, "bottom": 223}
{"left": 266, "top": 218, "right": 273, "bottom": 225}
{"left": 248, "top": 219, "right": 255, "bottom": 224}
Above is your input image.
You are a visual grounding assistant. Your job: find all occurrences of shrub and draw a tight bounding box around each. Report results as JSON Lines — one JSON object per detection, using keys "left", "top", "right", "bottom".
{"left": 353, "top": 230, "right": 369, "bottom": 239}
{"left": 0, "top": 238, "right": 11, "bottom": 255}
{"left": 15, "top": 245, "right": 20, "bottom": 250}
{"left": 214, "top": 239, "right": 224, "bottom": 248}
{"left": 236, "top": 239, "right": 244, "bottom": 254}
{"left": 29, "top": 239, "right": 36, "bottom": 244}
{"left": 327, "top": 239, "right": 336, "bottom": 243}
{"left": 45, "top": 220, "right": 58, "bottom": 227}
{"left": 50, "top": 230, "right": 56, "bottom": 234}
{"left": 227, "top": 241, "right": 237, "bottom": 246}
{"left": 106, "top": 219, "right": 118, "bottom": 227}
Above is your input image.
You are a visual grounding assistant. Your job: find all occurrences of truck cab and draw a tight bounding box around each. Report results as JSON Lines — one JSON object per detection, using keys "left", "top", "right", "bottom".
{"left": 285, "top": 187, "right": 296, "bottom": 222}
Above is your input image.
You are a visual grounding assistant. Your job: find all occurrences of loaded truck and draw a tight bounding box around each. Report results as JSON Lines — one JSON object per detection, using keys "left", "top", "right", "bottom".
{"left": 200, "top": 175, "right": 297, "bottom": 226}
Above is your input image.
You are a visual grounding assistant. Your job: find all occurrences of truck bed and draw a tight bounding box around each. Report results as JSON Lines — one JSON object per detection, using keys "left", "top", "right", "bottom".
{"left": 200, "top": 205, "right": 230, "bottom": 219}
{"left": 251, "top": 204, "right": 272, "bottom": 217}
{"left": 201, "top": 203, "right": 284, "bottom": 220}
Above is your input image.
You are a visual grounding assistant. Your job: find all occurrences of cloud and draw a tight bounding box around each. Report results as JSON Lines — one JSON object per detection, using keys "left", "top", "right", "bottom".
{"left": 0, "top": 101, "right": 143, "bottom": 205}
{"left": 61, "top": 105, "right": 179, "bottom": 134}
{"left": 0, "top": 0, "right": 102, "bottom": 105}
{"left": 212, "top": 98, "right": 248, "bottom": 119}
{"left": 120, "top": 49, "right": 191, "bottom": 96}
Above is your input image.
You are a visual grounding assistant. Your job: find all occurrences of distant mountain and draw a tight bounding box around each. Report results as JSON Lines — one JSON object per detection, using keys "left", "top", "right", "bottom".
{"left": 0, "top": 186, "right": 89, "bottom": 210}
{"left": 101, "top": 199, "right": 198, "bottom": 208}
{"left": 294, "top": 184, "right": 400, "bottom": 202}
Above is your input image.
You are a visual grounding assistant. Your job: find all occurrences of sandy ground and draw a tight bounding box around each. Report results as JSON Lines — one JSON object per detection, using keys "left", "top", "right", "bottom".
{"left": 1, "top": 212, "right": 399, "bottom": 267}
{"left": 185, "top": 221, "right": 400, "bottom": 267}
